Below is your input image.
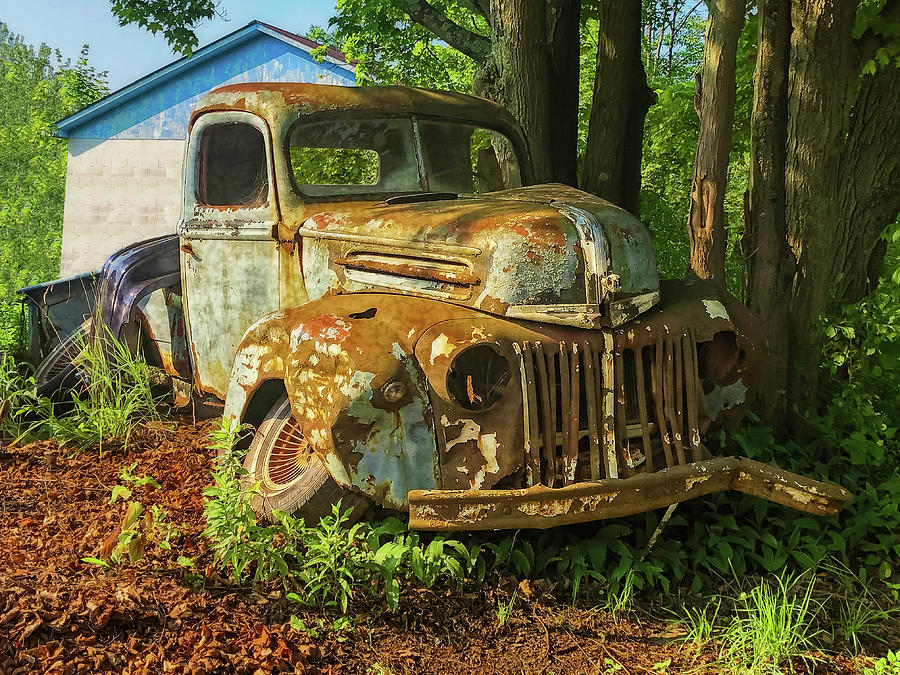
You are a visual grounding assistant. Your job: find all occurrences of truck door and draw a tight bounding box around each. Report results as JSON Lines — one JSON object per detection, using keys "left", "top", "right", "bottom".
{"left": 179, "top": 111, "right": 281, "bottom": 399}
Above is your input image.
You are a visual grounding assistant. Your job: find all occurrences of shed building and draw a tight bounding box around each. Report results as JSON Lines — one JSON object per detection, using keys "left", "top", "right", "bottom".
{"left": 55, "top": 21, "right": 354, "bottom": 276}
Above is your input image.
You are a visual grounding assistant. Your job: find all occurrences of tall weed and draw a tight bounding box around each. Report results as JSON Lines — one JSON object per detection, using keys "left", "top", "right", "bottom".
{"left": 719, "top": 572, "right": 821, "bottom": 674}
{"left": 36, "top": 325, "right": 162, "bottom": 449}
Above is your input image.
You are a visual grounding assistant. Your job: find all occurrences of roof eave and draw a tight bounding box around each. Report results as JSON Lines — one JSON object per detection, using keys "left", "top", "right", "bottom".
{"left": 54, "top": 20, "right": 354, "bottom": 139}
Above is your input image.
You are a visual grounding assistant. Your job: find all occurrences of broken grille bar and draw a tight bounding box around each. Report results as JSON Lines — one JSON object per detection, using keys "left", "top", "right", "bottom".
{"left": 514, "top": 329, "right": 704, "bottom": 487}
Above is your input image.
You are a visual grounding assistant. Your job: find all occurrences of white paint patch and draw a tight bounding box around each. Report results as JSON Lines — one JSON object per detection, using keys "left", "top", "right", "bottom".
{"left": 705, "top": 379, "right": 750, "bottom": 419}
{"left": 702, "top": 299, "right": 730, "bottom": 321}
{"left": 445, "top": 419, "right": 480, "bottom": 453}
{"left": 478, "top": 433, "right": 500, "bottom": 474}
{"left": 429, "top": 333, "right": 456, "bottom": 365}
{"left": 339, "top": 370, "right": 376, "bottom": 400}
{"left": 392, "top": 342, "right": 407, "bottom": 360}
{"left": 232, "top": 344, "right": 269, "bottom": 389}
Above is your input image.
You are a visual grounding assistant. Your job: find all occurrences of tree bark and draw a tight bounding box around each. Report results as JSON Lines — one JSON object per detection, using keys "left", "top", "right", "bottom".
{"left": 581, "top": 0, "right": 654, "bottom": 215}
{"left": 833, "top": 61, "right": 900, "bottom": 303}
{"left": 545, "top": 0, "right": 581, "bottom": 186}
{"left": 742, "top": 0, "right": 792, "bottom": 419}
{"left": 486, "top": 0, "right": 554, "bottom": 182}
{"left": 686, "top": 0, "right": 746, "bottom": 286}
{"left": 783, "top": 0, "right": 859, "bottom": 407}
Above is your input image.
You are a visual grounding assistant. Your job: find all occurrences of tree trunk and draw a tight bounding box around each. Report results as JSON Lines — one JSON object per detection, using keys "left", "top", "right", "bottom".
{"left": 686, "top": 0, "right": 745, "bottom": 286}
{"left": 833, "top": 61, "right": 900, "bottom": 303}
{"left": 783, "top": 0, "right": 859, "bottom": 407}
{"left": 742, "top": 0, "right": 792, "bottom": 420}
{"left": 482, "top": 0, "right": 579, "bottom": 185}
{"left": 581, "top": 0, "right": 654, "bottom": 215}
{"left": 545, "top": 0, "right": 581, "bottom": 186}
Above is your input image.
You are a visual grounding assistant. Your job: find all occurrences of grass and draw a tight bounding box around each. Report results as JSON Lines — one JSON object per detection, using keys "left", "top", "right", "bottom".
{"left": 718, "top": 572, "right": 821, "bottom": 674}
{"left": 674, "top": 572, "right": 824, "bottom": 674}
{"left": 2, "top": 323, "right": 162, "bottom": 450}
{"left": 0, "top": 351, "right": 40, "bottom": 437}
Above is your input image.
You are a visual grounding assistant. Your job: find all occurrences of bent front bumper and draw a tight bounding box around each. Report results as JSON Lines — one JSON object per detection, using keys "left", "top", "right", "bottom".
{"left": 407, "top": 457, "right": 851, "bottom": 530}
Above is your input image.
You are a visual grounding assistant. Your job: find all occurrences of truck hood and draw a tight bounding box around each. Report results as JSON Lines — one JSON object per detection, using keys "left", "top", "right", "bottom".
{"left": 296, "top": 184, "right": 659, "bottom": 327}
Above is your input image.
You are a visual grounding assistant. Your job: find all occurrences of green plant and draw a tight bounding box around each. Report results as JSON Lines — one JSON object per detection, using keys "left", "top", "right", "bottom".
{"left": 83, "top": 502, "right": 178, "bottom": 568}
{"left": 0, "top": 352, "right": 39, "bottom": 437}
{"left": 603, "top": 568, "right": 636, "bottom": 619}
{"left": 824, "top": 560, "right": 898, "bottom": 655}
{"left": 30, "top": 325, "right": 163, "bottom": 450}
{"left": 287, "top": 503, "right": 373, "bottom": 614}
{"left": 110, "top": 461, "right": 161, "bottom": 503}
{"left": 718, "top": 572, "right": 821, "bottom": 675}
{"left": 289, "top": 615, "right": 354, "bottom": 642}
{"left": 865, "top": 650, "right": 900, "bottom": 675}
{"left": 680, "top": 598, "right": 721, "bottom": 650}
{"left": 496, "top": 587, "right": 518, "bottom": 628}
{"left": 836, "top": 594, "right": 897, "bottom": 656}
{"left": 202, "top": 417, "right": 298, "bottom": 584}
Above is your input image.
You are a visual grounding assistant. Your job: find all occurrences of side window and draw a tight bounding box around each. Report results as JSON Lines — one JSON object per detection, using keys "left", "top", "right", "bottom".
{"left": 198, "top": 123, "right": 268, "bottom": 207}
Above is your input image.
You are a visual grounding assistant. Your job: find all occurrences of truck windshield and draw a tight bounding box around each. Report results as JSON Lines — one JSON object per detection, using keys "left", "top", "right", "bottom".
{"left": 287, "top": 117, "right": 523, "bottom": 197}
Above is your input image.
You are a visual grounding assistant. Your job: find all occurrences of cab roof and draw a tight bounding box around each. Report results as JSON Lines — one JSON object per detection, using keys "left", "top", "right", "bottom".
{"left": 193, "top": 83, "right": 525, "bottom": 138}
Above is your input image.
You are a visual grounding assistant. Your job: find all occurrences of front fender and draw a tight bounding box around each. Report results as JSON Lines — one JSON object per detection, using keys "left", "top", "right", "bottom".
{"left": 223, "top": 294, "right": 478, "bottom": 509}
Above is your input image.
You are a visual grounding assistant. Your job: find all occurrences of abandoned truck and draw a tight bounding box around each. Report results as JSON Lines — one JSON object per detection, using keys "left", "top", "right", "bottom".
{"left": 20, "top": 83, "right": 850, "bottom": 530}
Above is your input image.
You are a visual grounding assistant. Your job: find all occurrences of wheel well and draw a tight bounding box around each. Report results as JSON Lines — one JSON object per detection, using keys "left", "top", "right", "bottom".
{"left": 242, "top": 380, "right": 288, "bottom": 433}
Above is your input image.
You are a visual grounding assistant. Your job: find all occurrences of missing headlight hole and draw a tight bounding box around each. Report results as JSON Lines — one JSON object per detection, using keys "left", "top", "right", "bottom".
{"left": 446, "top": 344, "right": 511, "bottom": 411}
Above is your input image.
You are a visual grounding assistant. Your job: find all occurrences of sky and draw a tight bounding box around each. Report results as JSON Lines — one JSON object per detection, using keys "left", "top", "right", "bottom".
{"left": 0, "top": 0, "right": 337, "bottom": 91}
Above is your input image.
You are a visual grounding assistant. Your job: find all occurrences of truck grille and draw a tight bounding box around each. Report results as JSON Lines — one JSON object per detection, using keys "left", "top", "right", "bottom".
{"left": 514, "top": 330, "right": 704, "bottom": 487}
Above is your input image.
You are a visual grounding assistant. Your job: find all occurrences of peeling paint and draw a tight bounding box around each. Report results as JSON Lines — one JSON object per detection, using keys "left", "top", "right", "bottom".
{"left": 702, "top": 299, "right": 729, "bottom": 321}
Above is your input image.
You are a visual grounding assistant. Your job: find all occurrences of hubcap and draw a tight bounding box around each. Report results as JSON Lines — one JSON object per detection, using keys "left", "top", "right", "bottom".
{"left": 261, "top": 416, "right": 317, "bottom": 489}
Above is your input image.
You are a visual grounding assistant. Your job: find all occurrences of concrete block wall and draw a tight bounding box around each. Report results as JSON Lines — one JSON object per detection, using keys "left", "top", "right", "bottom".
{"left": 59, "top": 138, "right": 185, "bottom": 276}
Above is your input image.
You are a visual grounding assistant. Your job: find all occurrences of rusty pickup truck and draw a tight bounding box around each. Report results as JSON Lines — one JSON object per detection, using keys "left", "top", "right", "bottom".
{"left": 24, "top": 83, "right": 850, "bottom": 529}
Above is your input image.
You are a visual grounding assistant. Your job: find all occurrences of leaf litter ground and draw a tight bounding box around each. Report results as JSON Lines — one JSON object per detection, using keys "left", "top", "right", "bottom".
{"left": 0, "top": 418, "right": 884, "bottom": 673}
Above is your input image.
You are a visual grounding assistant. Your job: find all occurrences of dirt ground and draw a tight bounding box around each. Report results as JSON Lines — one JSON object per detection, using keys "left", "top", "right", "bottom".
{"left": 0, "top": 419, "right": 884, "bottom": 673}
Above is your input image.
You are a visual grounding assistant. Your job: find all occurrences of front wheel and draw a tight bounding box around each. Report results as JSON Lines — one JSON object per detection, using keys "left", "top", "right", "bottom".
{"left": 242, "top": 395, "right": 369, "bottom": 524}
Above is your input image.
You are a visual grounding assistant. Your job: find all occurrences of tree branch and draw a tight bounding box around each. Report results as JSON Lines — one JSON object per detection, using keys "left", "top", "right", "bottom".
{"left": 393, "top": 0, "right": 491, "bottom": 61}
{"left": 456, "top": 0, "right": 490, "bottom": 21}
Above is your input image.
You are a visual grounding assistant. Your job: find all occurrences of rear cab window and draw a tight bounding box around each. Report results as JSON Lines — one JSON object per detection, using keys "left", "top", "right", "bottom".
{"left": 286, "top": 116, "right": 524, "bottom": 198}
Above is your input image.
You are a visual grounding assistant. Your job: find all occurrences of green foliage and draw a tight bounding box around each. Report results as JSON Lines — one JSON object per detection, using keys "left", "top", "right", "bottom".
{"left": 31, "top": 326, "right": 163, "bottom": 450}
{"left": 0, "top": 25, "right": 106, "bottom": 348}
{"left": 3, "top": 327, "right": 162, "bottom": 450}
{"left": 496, "top": 587, "right": 518, "bottom": 628}
{"left": 680, "top": 598, "right": 721, "bottom": 649}
{"left": 719, "top": 573, "right": 821, "bottom": 674}
{"left": 290, "top": 146, "right": 379, "bottom": 186}
{"left": 0, "top": 352, "right": 40, "bottom": 437}
{"left": 866, "top": 651, "right": 900, "bottom": 675}
{"left": 83, "top": 492, "right": 178, "bottom": 569}
{"left": 202, "top": 417, "right": 294, "bottom": 584}
{"left": 286, "top": 507, "right": 372, "bottom": 614}
{"left": 324, "top": 1, "right": 481, "bottom": 90}
{"left": 108, "top": 0, "right": 217, "bottom": 55}
{"left": 639, "top": 12, "right": 756, "bottom": 291}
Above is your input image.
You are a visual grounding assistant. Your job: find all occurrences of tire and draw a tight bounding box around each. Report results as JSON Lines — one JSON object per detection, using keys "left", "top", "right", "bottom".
{"left": 242, "top": 395, "right": 370, "bottom": 525}
{"left": 34, "top": 318, "right": 92, "bottom": 398}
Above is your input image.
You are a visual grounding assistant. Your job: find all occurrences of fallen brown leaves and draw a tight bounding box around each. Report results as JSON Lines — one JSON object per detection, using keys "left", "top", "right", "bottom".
{"left": 0, "top": 419, "right": 876, "bottom": 674}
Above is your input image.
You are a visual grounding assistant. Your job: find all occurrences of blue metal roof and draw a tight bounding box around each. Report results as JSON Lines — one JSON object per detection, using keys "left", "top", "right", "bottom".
{"left": 56, "top": 21, "right": 354, "bottom": 140}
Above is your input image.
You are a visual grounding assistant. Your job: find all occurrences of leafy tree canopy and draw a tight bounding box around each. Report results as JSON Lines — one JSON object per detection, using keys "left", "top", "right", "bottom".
{"left": 0, "top": 23, "right": 107, "bottom": 343}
